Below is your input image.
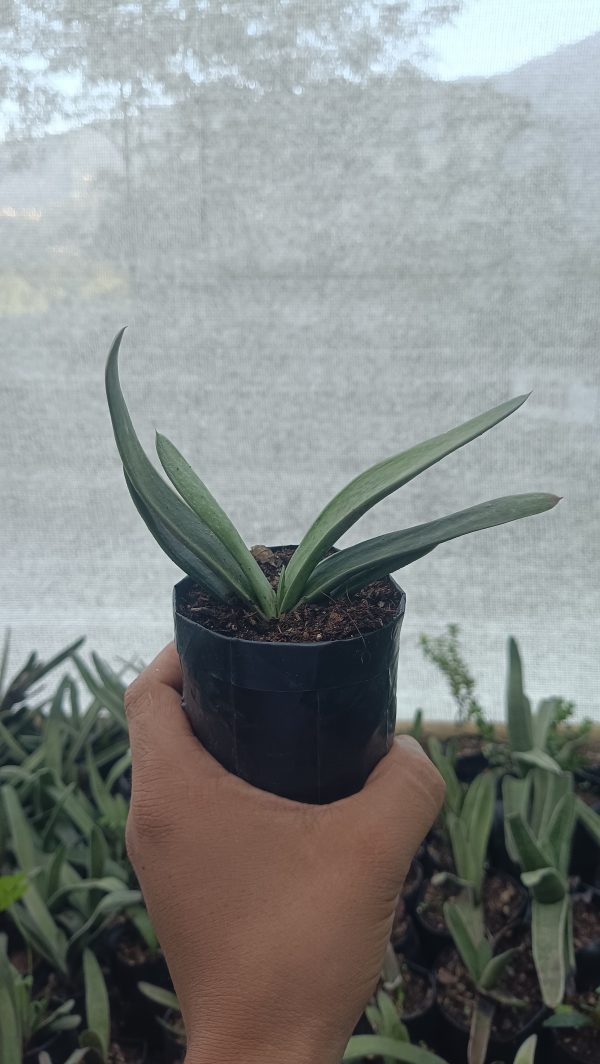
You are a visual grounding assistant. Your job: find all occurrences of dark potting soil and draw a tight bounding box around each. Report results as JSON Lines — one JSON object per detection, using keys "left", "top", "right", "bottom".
{"left": 436, "top": 930, "right": 542, "bottom": 1040}
{"left": 117, "top": 933, "right": 160, "bottom": 967}
{"left": 418, "top": 873, "right": 522, "bottom": 935}
{"left": 573, "top": 896, "right": 600, "bottom": 950}
{"left": 552, "top": 990, "right": 600, "bottom": 1064}
{"left": 177, "top": 546, "right": 402, "bottom": 643}
{"left": 395, "top": 957, "right": 434, "bottom": 1018}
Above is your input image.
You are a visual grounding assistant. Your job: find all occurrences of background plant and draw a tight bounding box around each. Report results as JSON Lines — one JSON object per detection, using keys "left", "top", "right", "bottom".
{"left": 419, "top": 625, "right": 493, "bottom": 741}
{"left": 503, "top": 767, "right": 576, "bottom": 1008}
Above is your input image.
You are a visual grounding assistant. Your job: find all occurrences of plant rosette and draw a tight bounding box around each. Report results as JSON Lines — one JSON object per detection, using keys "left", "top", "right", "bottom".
{"left": 434, "top": 928, "right": 546, "bottom": 1063}
{"left": 106, "top": 329, "right": 559, "bottom": 801}
{"left": 378, "top": 957, "right": 437, "bottom": 1046}
{"left": 416, "top": 870, "right": 526, "bottom": 959}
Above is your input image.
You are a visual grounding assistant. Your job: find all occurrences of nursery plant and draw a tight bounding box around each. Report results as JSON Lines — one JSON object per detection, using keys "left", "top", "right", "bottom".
{"left": 0, "top": 933, "right": 80, "bottom": 1063}
{"left": 545, "top": 986, "right": 600, "bottom": 1032}
{"left": 503, "top": 767, "right": 576, "bottom": 1008}
{"left": 105, "top": 328, "right": 559, "bottom": 802}
{"left": 442, "top": 893, "right": 522, "bottom": 1064}
{"left": 432, "top": 769, "right": 495, "bottom": 904}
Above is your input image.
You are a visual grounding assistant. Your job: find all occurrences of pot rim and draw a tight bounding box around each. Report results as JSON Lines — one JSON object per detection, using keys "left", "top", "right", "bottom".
{"left": 173, "top": 541, "right": 406, "bottom": 651}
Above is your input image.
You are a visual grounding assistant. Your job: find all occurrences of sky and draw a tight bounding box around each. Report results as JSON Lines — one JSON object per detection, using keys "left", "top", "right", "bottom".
{"left": 1, "top": 0, "right": 600, "bottom": 137}
{"left": 427, "top": 0, "right": 600, "bottom": 80}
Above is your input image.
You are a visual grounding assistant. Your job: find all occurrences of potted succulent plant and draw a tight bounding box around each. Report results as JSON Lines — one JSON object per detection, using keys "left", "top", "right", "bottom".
{"left": 105, "top": 328, "right": 559, "bottom": 803}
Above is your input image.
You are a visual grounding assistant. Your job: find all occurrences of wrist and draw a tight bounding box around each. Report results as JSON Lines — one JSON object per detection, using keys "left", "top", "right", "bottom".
{"left": 185, "top": 1024, "right": 343, "bottom": 1064}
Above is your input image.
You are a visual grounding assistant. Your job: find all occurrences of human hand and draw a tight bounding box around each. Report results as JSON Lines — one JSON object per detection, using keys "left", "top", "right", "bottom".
{"left": 124, "top": 643, "right": 444, "bottom": 1064}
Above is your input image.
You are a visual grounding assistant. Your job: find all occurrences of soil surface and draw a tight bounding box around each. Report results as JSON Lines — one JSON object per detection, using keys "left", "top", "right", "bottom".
{"left": 117, "top": 933, "right": 160, "bottom": 967}
{"left": 436, "top": 929, "right": 542, "bottom": 1041}
{"left": 573, "top": 894, "right": 600, "bottom": 950}
{"left": 418, "top": 872, "right": 524, "bottom": 936}
{"left": 177, "top": 546, "right": 403, "bottom": 643}
{"left": 552, "top": 990, "right": 600, "bottom": 1064}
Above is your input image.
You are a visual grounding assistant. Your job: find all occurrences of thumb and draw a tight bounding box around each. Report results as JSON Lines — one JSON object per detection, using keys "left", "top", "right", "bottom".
{"left": 124, "top": 642, "right": 218, "bottom": 777}
{"left": 343, "top": 737, "right": 445, "bottom": 875}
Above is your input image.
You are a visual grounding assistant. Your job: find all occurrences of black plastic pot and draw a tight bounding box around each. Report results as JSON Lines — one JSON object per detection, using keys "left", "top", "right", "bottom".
{"left": 402, "top": 859, "right": 424, "bottom": 915}
{"left": 414, "top": 881, "right": 452, "bottom": 965}
{"left": 391, "top": 914, "right": 422, "bottom": 963}
{"left": 573, "top": 889, "right": 600, "bottom": 990}
{"left": 401, "top": 960, "right": 437, "bottom": 1046}
{"left": 571, "top": 798, "right": 600, "bottom": 885}
{"left": 105, "top": 924, "right": 172, "bottom": 1029}
{"left": 545, "top": 1027, "right": 600, "bottom": 1064}
{"left": 174, "top": 557, "right": 406, "bottom": 804}
{"left": 443, "top": 738, "right": 489, "bottom": 784}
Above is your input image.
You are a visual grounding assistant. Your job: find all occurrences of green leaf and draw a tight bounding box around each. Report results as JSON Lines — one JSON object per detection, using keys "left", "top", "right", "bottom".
{"left": 468, "top": 996, "right": 495, "bottom": 1064}
{"left": 104, "top": 750, "right": 132, "bottom": 793}
{"left": 90, "top": 827, "right": 109, "bottom": 881}
{"left": 280, "top": 392, "right": 534, "bottom": 611}
{"left": 427, "top": 737, "right": 463, "bottom": 817}
{"left": 67, "top": 889, "right": 142, "bottom": 958}
{"left": 531, "top": 896, "right": 569, "bottom": 1008}
{"left": 156, "top": 432, "right": 277, "bottom": 618}
{"left": 545, "top": 791, "right": 576, "bottom": 875}
{"left": 507, "top": 812, "right": 552, "bottom": 874}
{"left": 479, "top": 948, "right": 517, "bottom": 991}
{"left": 302, "top": 494, "right": 559, "bottom": 603}
{"left": 514, "top": 1035, "right": 538, "bottom": 1063}
{"left": 0, "top": 873, "right": 27, "bottom": 912}
{"left": 73, "top": 655, "right": 126, "bottom": 730}
{"left": 544, "top": 1010, "right": 591, "bottom": 1029}
{"left": 0, "top": 978, "right": 21, "bottom": 1064}
{"left": 444, "top": 899, "right": 486, "bottom": 983}
{"left": 137, "top": 982, "right": 180, "bottom": 1011}
{"left": 533, "top": 699, "right": 559, "bottom": 752}
{"left": 506, "top": 638, "right": 534, "bottom": 753}
{"left": 83, "top": 948, "right": 110, "bottom": 1061}
{"left": 460, "top": 771, "right": 495, "bottom": 899}
{"left": 105, "top": 328, "right": 251, "bottom": 604}
{"left": 513, "top": 749, "right": 561, "bottom": 774}
{"left": 342, "top": 1035, "right": 448, "bottom": 1063}
{"left": 576, "top": 798, "right": 600, "bottom": 848}
{"left": 0, "top": 629, "right": 10, "bottom": 701}
{"left": 521, "top": 868, "right": 567, "bottom": 905}
{"left": 1, "top": 784, "right": 37, "bottom": 873}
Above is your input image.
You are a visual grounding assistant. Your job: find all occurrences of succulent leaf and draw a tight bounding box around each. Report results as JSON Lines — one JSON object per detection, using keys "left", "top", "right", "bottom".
{"left": 302, "top": 494, "right": 560, "bottom": 603}
{"left": 531, "top": 895, "right": 569, "bottom": 1008}
{"left": 105, "top": 329, "right": 253, "bottom": 606}
{"left": 280, "top": 393, "right": 535, "bottom": 611}
{"left": 506, "top": 638, "right": 534, "bottom": 753}
{"left": 156, "top": 432, "right": 277, "bottom": 618}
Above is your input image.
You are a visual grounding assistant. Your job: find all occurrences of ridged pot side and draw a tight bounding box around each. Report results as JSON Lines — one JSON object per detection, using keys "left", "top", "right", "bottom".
{"left": 173, "top": 555, "right": 406, "bottom": 804}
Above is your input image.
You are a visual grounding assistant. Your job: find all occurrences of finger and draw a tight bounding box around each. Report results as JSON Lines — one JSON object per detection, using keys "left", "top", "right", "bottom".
{"left": 125, "top": 643, "right": 198, "bottom": 763}
{"left": 346, "top": 737, "right": 445, "bottom": 864}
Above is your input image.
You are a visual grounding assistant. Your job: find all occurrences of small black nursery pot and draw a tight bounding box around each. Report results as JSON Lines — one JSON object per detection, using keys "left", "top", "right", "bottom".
{"left": 174, "top": 560, "right": 406, "bottom": 804}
